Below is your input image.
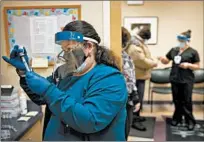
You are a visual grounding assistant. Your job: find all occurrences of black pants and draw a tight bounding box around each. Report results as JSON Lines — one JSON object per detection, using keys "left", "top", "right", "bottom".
{"left": 134, "top": 80, "right": 145, "bottom": 116}
{"left": 171, "top": 82, "right": 196, "bottom": 124}
{"left": 125, "top": 104, "right": 133, "bottom": 140}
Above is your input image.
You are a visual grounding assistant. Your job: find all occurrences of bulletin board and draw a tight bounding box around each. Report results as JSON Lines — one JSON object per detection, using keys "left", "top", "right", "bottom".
{"left": 3, "top": 5, "right": 81, "bottom": 66}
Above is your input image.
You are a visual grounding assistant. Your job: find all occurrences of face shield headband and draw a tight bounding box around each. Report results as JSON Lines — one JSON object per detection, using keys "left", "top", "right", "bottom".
{"left": 177, "top": 34, "right": 190, "bottom": 42}
{"left": 55, "top": 31, "right": 99, "bottom": 45}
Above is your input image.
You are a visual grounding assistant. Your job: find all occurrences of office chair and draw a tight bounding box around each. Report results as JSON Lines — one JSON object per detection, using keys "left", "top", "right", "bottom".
{"left": 193, "top": 69, "right": 204, "bottom": 104}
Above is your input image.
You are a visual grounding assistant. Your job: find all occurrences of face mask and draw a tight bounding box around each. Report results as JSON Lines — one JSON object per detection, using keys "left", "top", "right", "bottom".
{"left": 54, "top": 31, "right": 99, "bottom": 81}
{"left": 178, "top": 42, "right": 186, "bottom": 48}
{"left": 53, "top": 45, "right": 87, "bottom": 81}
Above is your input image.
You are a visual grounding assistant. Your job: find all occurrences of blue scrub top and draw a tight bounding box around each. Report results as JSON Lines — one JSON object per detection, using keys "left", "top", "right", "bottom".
{"left": 43, "top": 64, "right": 128, "bottom": 141}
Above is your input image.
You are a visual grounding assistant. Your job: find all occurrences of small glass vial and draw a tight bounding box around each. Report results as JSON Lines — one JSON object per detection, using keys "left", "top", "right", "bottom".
{"left": 19, "top": 89, "right": 27, "bottom": 115}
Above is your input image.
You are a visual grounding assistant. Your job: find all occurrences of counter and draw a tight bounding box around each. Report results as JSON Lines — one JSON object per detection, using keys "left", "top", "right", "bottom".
{"left": 1, "top": 100, "right": 43, "bottom": 141}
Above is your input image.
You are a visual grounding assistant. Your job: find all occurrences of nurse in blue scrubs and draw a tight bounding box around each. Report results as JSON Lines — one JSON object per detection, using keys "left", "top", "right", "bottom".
{"left": 2, "top": 20, "right": 128, "bottom": 141}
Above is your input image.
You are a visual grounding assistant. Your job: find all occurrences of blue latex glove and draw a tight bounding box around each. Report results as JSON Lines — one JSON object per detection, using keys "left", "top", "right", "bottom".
{"left": 2, "top": 45, "right": 29, "bottom": 70}
{"left": 25, "top": 72, "right": 51, "bottom": 95}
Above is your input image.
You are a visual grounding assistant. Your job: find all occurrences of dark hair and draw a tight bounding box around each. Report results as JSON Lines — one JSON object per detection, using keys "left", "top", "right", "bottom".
{"left": 63, "top": 20, "right": 120, "bottom": 70}
{"left": 122, "top": 27, "right": 131, "bottom": 48}
{"left": 181, "top": 29, "right": 192, "bottom": 39}
{"left": 138, "top": 26, "right": 151, "bottom": 40}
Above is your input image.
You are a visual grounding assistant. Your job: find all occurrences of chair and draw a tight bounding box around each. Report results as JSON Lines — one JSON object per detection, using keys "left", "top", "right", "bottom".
{"left": 149, "top": 68, "right": 172, "bottom": 112}
{"left": 193, "top": 69, "right": 204, "bottom": 103}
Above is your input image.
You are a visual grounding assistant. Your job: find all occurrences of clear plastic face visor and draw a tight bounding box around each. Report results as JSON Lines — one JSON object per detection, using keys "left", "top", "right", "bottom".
{"left": 53, "top": 31, "right": 84, "bottom": 80}
{"left": 53, "top": 31, "right": 98, "bottom": 80}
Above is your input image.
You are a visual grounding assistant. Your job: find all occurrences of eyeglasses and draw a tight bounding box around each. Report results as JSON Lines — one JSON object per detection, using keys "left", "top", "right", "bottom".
{"left": 61, "top": 41, "right": 85, "bottom": 51}
{"left": 58, "top": 43, "right": 85, "bottom": 62}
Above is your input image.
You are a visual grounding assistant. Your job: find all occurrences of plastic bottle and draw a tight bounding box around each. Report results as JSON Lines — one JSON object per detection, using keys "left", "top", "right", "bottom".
{"left": 19, "top": 89, "right": 27, "bottom": 115}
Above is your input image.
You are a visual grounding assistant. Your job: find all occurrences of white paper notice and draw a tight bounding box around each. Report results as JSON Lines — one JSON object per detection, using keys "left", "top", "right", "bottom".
{"left": 25, "top": 111, "right": 39, "bottom": 117}
{"left": 30, "top": 16, "right": 57, "bottom": 54}
{"left": 12, "top": 16, "right": 31, "bottom": 54}
{"left": 31, "top": 57, "right": 48, "bottom": 68}
{"left": 17, "top": 116, "right": 31, "bottom": 122}
{"left": 57, "top": 15, "right": 72, "bottom": 31}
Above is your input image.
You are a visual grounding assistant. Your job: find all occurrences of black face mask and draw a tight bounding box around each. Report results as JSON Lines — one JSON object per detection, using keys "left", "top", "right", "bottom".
{"left": 69, "top": 47, "right": 87, "bottom": 68}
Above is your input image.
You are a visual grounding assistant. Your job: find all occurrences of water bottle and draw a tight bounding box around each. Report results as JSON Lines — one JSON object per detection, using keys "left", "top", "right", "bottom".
{"left": 19, "top": 89, "right": 27, "bottom": 115}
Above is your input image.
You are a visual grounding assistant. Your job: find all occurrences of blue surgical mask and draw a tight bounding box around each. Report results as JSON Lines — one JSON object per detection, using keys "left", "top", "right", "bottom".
{"left": 178, "top": 42, "right": 185, "bottom": 48}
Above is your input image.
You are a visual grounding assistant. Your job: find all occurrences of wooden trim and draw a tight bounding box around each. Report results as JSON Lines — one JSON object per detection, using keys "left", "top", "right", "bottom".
{"left": 3, "top": 6, "right": 10, "bottom": 56}
{"left": 3, "top": 5, "right": 81, "bottom": 10}
{"left": 77, "top": 5, "right": 81, "bottom": 20}
{"left": 110, "top": 1, "right": 122, "bottom": 69}
{"left": 102, "top": 1, "right": 110, "bottom": 48}
{"left": 3, "top": 5, "right": 81, "bottom": 58}
{"left": 19, "top": 120, "right": 42, "bottom": 141}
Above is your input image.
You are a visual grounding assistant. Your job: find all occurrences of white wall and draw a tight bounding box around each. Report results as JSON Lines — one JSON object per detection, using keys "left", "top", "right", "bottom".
{"left": 122, "top": 1, "right": 203, "bottom": 68}
{"left": 122, "top": 1, "right": 204, "bottom": 101}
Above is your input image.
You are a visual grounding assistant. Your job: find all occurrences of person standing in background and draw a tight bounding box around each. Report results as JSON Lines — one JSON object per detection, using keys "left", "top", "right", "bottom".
{"left": 122, "top": 27, "right": 140, "bottom": 139}
{"left": 159, "top": 30, "right": 200, "bottom": 130}
{"left": 126, "top": 26, "right": 158, "bottom": 131}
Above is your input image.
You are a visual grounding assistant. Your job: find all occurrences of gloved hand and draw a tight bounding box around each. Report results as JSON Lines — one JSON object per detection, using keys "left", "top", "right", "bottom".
{"left": 25, "top": 72, "right": 51, "bottom": 95}
{"left": 2, "top": 45, "right": 29, "bottom": 70}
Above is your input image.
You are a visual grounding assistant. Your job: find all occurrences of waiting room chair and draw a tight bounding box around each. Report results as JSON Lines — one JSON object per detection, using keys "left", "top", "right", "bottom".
{"left": 149, "top": 68, "right": 171, "bottom": 112}
{"left": 193, "top": 69, "right": 204, "bottom": 103}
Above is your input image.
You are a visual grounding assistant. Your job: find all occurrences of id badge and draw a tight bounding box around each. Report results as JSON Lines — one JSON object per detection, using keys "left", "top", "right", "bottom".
{"left": 174, "top": 55, "right": 181, "bottom": 64}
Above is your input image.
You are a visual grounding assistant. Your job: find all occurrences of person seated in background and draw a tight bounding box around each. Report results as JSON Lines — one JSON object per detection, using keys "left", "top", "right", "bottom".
{"left": 126, "top": 26, "right": 158, "bottom": 131}
{"left": 122, "top": 27, "right": 140, "bottom": 140}
{"left": 159, "top": 30, "right": 200, "bottom": 130}
{"left": 2, "top": 20, "right": 128, "bottom": 141}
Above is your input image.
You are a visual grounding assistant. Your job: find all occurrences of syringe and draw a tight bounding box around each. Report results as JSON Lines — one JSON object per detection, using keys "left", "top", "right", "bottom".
{"left": 18, "top": 46, "right": 31, "bottom": 72}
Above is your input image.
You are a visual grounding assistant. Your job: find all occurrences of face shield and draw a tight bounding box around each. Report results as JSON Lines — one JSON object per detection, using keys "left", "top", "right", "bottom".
{"left": 177, "top": 34, "right": 189, "bottom": 48}
{"left": 53, "top": 31, "right": 98, "bottom": 81}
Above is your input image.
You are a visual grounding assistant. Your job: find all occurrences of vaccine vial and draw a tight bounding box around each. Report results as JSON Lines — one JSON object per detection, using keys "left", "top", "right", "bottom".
{"left": 19, "top": 89, "right": 27, "bottom": 115}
